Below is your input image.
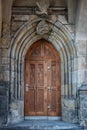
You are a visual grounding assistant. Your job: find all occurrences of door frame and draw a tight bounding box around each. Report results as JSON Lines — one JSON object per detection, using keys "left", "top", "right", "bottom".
{"left": 9, "top": 18, "right": 77, "bottom": 124}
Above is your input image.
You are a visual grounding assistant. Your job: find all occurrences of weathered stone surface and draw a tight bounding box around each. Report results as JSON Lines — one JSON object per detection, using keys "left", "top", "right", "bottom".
{"left": 8, "top": 100, "right": 24, "bottom": 124}
{"left": 11, "top": 22, "right": 24, "bottom": 37}
{"left": 76, "top": 40, "right": 87, "bottom": 56}
{"left": 12, "top": 15, "right": 30, "bottom": 21}
{"left": 78, "top": 83, "right": 87, "bottom": 127}
{"left": 62, "top": 98, "right": 78, "bottom": 123}
{"left": 1, "top": 49, "right": 8, "bottom": 57}
{"left": 78, "top": 70, "right": 85, "bottom": 86}
{"left": 0, "top": 81, "right": 9, "bottom": 126}
{"left": 0, "top": 120, "right": 84, "bottom": 130}
{"left": 78, "top": 57, "right": 86, "bottom": 70}
{"left": 0, "top": 23, "right": 11, "bottom": 48}
{"left": 1, "top": 58, "right": 9, "bottom": 65}
{"left": 3, "top": 71, "right": 10, "bottom": 81}
{"left": 58, "top": 15, "right": 68, "bottom": 24}
{"left": 0, "top": 10, "right": 87, "bottom": 128}
{"left": 36, "top": 20, "right": 50, "bottom": 35}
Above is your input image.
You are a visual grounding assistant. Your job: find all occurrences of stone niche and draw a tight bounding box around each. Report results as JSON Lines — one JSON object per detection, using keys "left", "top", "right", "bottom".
{"left": 0, "top": 82, "right": 9, "bottom": 126}
{"left": 78, "top": 83, "right": 87, "bottom": 127}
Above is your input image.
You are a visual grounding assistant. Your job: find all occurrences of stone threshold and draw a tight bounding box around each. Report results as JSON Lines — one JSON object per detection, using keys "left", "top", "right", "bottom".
{"left": 24, "top": 116, "right": 62, "bottom": 120}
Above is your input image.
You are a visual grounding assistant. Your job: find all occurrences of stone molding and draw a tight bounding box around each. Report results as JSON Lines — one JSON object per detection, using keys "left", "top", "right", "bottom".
{"left": 36, "top": 20, "right": 50, "bottom": 35}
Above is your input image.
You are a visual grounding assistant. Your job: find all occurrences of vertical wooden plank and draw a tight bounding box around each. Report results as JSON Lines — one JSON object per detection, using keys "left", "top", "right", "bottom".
{"left": 44, "top": 60, "right": 47, "bottom": 115}
{"left": 36, "top": 61, "right": 45, "bottom": 115}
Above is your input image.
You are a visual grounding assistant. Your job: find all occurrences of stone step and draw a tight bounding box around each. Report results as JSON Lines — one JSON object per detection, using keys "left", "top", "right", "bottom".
{"left": 0, "top": 126, "right": 84, "bottom": 130}
{"left": 0, "top": 127, "right": 84, "bottom": 130}
{"left": 0, "top": 120, "right": 84, "bottom": 130}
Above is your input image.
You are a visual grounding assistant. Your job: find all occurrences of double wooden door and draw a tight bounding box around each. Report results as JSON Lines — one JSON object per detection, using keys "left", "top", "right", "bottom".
{"left": 24, "top": 39, "right": 61, "bottom": 116}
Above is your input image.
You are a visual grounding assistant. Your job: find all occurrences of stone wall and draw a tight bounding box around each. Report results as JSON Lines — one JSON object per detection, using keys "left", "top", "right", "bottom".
{"left": 8, "top": 14, "right": 78, "bottom": 124}
{"left": 8, "top": 100, "right": 24, "bottom": 124}
{"left": 0, "top": 13, "right": 87, "bottom": 126}
{"left": 0, "top": 22, "right": 10, "bottom": 126}
{"left": 78, "top": 83, "right": 87, "bottom": 127}
{"left": 0, "top": 82, "right": 9, "bottom": 126}
{"left": 62, "top": 98, "right": 78, "bottom": 123}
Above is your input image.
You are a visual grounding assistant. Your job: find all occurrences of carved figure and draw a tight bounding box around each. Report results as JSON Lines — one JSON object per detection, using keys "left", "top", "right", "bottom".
{"left": 36, "top": 0, "right": 49, "bottom": 16}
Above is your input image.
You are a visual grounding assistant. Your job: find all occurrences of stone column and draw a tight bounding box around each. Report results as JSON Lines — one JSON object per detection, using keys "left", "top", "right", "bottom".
{"left": 0, "top": 22, "right": 11, "bottom": 126}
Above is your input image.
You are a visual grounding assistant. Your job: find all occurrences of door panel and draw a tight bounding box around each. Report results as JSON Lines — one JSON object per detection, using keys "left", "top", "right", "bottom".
{"left": 36, "top": 61, "right": 46, "bottom": 115}
{"left": 46, "top": 60, "right": 60, "bottom": 116}
{"left": 24, "top": 39, "right": 61, "bottom": 116}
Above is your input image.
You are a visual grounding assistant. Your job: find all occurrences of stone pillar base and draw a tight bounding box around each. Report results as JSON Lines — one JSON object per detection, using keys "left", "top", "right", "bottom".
{"left": 7, "top": 100, "right": 24, "bottom": 124}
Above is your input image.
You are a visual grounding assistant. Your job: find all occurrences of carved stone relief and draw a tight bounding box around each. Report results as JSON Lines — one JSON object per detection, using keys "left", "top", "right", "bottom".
{"left": 0, "top": 22, "right": 10, "bottom": 47}
{"left": 36, "top": 20, "right": 50, "bottom": 35}
{"left": 36, "top": 0, "right": 49, "bottom": 16}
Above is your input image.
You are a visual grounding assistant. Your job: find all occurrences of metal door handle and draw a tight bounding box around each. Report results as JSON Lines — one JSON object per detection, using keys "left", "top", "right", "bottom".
{"left": 48, "top": 86, "right": 51, "bottom": 91}
{"left": 34, "top": 85, "right": 37, "bottom": 90}
{"left": 26, "top": 84, "right": 29, "bottom": 92}
{"left": 48, "top": 104, "right": 51, "bottom": 109}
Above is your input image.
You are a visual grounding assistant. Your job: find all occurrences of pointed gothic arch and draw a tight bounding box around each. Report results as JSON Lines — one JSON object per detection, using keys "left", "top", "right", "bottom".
{"left": 9, "top": 18, "right": 77, "bottom": 123}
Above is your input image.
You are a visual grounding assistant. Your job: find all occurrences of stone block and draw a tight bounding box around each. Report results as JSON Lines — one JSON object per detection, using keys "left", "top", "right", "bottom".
{"left": 62, "top": 98, "right": 78, "bottom": 123}
{"left": 65, "top": 25, "right": 75, "bottom": 34}
{"left": 11, "top": 22, "right": 24, "bottom": 35}
{"left": 0, "top": 81, "right": 9, "bottom": 126}
{"left": 72, "top": 71, "right": 78, "bottom": 84}
{"left": 73, "top": 58, "right": 78, "bottom": 71}
{"left": 78, "top": 57, "right": 86, "bottom": 70}
{"left": 12, "top": 15, "right": 29, "bottom": 21}
{"left": 78, "top": 70, "right": 85, "bottom": 85}
{"left": 8, "top": 100, "right": 24, "bottom": 124}
{"left": 1, "top": 49, "right": 8, "bottom": 57}
{"left": 58, "top": 15, "right": 68, "bottom": 25}
{"left": 1, "top": 58, "right": 9, "bottom": 65}
{"left": 0, "top": 64, "right": 9, "bottom": 71}
{"left": 0, "top": 73, "right": 3, "bottom": 81}
{"left": 29, "top": 15, "right": 38, "bottom": 21}
{"left": 78, "top": 83, "right": 87, "bottom": 127}
{"left": 3, "top": 71, "right": 10, "bottom": 81}
{"left": 76, "top": 40, "right": 86, "bottom": 56}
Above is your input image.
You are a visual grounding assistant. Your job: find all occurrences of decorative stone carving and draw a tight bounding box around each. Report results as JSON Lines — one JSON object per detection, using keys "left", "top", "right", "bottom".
{"left": 36, "top": 20, "right": 50, "bottom": 35}
{"left": 36, "top": 0, "right": 49, "bottom": 16}
{"left": 0, "top": 22, "right": 11, "bottom": 47}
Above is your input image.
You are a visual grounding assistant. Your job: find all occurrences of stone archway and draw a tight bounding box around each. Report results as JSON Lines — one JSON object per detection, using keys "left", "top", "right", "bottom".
{"left": 9, "top": 18, "right": 77, "bottom": 124}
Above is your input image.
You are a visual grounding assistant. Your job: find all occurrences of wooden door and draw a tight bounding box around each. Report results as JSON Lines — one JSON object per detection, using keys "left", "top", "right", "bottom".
{"left": 24, "top": 39, "right": 61, "bottom": 116}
